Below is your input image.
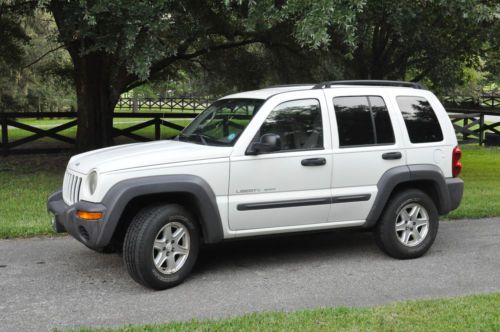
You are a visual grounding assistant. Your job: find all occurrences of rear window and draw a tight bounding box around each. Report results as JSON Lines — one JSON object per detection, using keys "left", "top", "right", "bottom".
{"left": 396, "top": 96, "right": 443, "bottom": 143}
{"left": 333, "top": 96, "right": 395, "bottom": 147}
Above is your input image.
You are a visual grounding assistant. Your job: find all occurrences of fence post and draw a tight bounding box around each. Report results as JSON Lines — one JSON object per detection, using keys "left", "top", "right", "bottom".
{"left": 155, "top": 116, "right": 161, "bottom": 140}
{"left": 463, "top": 117, "right": 469, "bottom": 141}
{"left": 1, "top": 115, "right": 8, "bottom": 156}
{"left": 479, "top": 113, "right": 484, "bottom": 146}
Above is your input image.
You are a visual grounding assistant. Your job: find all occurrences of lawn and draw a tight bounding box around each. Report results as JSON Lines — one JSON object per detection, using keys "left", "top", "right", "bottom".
{"left": 0, "top": 154, "right": 66, "bottom": 237}
{"left": 0, "top": 145, "right": 498, "bottom": 239}
{"left": 446, "top": 145, "right": 500, "bottom": 219}
{"left": 74, "top": 293, "right": 500, "bottom": 332}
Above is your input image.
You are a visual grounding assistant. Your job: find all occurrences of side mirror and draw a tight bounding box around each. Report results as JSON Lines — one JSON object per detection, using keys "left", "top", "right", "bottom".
{"left": 247, "top": 133, "right": 281, "bottom": 155}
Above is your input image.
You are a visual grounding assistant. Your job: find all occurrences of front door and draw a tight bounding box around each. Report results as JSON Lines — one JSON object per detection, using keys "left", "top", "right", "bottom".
{"left": 228, "top": 90, "right": 333, "bottom": 231}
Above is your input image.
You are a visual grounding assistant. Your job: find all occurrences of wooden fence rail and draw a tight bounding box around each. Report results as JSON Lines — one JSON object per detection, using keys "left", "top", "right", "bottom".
{"left": 443, "top": 94, "right": 499, "bottom": 110}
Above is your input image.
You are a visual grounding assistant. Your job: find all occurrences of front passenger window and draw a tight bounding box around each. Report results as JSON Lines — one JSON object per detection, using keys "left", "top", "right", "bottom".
{"left": 252, "top": 99, "right": 323, "bottom": 152}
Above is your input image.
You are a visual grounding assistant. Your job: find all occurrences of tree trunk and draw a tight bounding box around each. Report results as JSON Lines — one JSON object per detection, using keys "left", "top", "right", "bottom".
{"left": 72, "top": 52, "right": 121, "bottom": 151}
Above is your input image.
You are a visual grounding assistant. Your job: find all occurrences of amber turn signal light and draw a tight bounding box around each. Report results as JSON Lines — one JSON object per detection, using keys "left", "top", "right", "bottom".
{"left": 76, "top": 211, "right": 103, "bottom": 220}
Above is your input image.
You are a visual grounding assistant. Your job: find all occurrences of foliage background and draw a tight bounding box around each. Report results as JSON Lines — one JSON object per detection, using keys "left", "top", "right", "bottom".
{"left": 0, "top": 0, "right": 498, "bottom": 112}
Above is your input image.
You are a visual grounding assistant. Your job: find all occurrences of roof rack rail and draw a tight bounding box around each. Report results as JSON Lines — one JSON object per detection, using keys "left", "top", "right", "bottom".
{"left": 312, "top": 80, "right": 425, "bottom": 90}
{"left": 266, "top": 83, "right": 314, "bottom": 89}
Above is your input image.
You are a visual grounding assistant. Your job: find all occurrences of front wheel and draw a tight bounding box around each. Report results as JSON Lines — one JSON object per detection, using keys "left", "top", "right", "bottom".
{"left": 123, "top": 203, "right": 200, "bottom": 290}
{"left": 374, "top": 189, "right": 439, "bottom": 259}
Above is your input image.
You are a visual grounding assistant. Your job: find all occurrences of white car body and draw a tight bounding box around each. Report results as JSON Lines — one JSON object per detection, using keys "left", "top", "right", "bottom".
{"left": 63, "top": 85, "right": 457, "bottom": 239}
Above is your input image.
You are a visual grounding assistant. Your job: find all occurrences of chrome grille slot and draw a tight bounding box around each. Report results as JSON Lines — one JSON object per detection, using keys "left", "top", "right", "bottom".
{"left": 63, "top": 171, "right": 82, "bottom": 205}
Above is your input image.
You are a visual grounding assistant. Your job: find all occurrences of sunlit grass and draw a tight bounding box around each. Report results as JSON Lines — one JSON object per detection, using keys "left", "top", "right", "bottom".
{"left": 72, "top": 293, "right": 500, "bottom": 332}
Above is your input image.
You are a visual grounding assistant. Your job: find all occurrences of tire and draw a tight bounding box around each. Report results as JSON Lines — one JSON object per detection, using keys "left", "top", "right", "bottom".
{"left": 374, "top": 189, "right": 439, "bottom": 259}
{"left": 123, "top": 203, "right": 200, "bottom": 290}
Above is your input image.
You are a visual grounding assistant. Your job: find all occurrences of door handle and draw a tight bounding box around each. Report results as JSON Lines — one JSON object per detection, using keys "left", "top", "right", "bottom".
{"left": 382, "top": 152, "right": 402, "bottom": 160}
{"left": 301, "top": 158, "right": 327, "bottom": 166}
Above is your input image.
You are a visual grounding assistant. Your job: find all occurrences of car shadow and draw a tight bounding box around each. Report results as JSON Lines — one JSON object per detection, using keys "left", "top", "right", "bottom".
{"left": 193, "top": 228, "right": 383, "bottom": 275}
{"left": 63, "top": 228, "right": 383, "bottom": 289}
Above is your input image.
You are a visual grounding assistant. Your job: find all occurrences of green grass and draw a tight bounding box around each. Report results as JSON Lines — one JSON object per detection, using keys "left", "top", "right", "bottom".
{"left": 73, "top": 293, "right": 500, "bottom": 331}
{"left": 446, "top": 145, "right": 500, "bottom": 219}
{"left": 0, "top": 154, "right": 67, "bottom": 237}
{"left": 0, "top": 145, "right": 498, "bottom": 239}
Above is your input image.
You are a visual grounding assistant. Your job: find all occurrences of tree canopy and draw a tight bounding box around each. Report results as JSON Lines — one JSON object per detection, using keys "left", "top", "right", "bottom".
{"left": 184, "top": 0, "right": 499, "bottom": 95}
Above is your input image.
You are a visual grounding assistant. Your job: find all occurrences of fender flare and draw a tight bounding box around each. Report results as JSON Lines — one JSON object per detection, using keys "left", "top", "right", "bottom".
{"left": 364, "top": 164, "right": 451, "bottom": 228}
{"left": 94, "top": 174, "right": 224, "bottom": 247}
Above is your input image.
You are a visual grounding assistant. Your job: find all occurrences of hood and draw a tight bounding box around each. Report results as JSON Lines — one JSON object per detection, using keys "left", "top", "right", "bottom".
{"left": 68, "top": 140, "right": 232, "bottom": 174}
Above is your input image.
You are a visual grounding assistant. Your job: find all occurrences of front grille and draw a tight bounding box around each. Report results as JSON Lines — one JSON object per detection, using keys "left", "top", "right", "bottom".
{"left": 63, "top": 171, "right": 82, "bottom": 205}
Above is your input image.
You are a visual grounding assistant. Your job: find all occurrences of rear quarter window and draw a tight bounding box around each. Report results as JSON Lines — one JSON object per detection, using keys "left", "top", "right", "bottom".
{"left": 396, "top": 96, "right": 443, "bottom": 143}
{"left": 333, "top": 96, "right": 395, "bottom": 147}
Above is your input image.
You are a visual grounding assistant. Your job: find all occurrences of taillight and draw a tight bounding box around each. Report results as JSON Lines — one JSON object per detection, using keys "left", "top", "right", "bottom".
{"left": 452, "top": 146, "right": 462, "bottom": 177}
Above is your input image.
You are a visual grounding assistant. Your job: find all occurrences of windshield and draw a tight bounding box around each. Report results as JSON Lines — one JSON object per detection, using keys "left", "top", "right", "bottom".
{"left": 178, "top": 99, "right": 264, "bottom": 146}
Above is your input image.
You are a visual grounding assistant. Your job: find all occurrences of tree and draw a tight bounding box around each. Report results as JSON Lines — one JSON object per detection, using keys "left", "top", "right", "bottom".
{"left": 41, "top": 0, "right": 364, "bottom": 150}
{"left": 0, "top": 1, "right": 31, "bottom": 111}
{"left": 0, "top": 3, "right": 74, "bottom": 113}
{"left": 338, "top": 0, "right": 497, "bottom": 87}
{"left": 187, "top": 0, "right": 499, "bottom": 95}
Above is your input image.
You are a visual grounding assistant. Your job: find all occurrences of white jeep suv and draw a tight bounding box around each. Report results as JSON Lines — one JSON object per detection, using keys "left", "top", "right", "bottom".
{"left": 48, "top": 80, "right": 464, "bottom": 289}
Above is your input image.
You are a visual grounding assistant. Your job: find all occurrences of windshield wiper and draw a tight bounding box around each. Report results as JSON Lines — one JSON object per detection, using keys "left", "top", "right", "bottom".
{"left": 177, "top": 133, "right": 208, "bottom": 145}
{"left": 191, "top": 133, "right": 208, "bottom": 145}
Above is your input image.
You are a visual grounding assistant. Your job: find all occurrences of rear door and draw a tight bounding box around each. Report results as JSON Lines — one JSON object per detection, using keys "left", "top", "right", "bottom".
{"left": 324, "top": 89, "right": 407, "bottom": 222}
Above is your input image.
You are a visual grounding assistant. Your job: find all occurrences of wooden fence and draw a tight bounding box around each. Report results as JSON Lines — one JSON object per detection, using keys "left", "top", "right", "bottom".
{"left": 0, "top": 112, "right": 197, "bottom": 156}
{"left": 116, "top": 96, "right": 213, "bottom": 112}
{"left": 445, "top": 94, "right": 499, "bottom": 145}
{"left": 1, "top": 94, "right": 499, "bottom": 156}
{"left": 443, "top": 94, "right": 499, "bottom": 110}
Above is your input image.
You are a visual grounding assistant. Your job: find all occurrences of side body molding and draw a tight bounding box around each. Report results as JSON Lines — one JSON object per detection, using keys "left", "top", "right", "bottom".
{"left": 364, "top": 164, "right": 452, "bottom": 228}
{"left": 95, "top": 175, "right": 224, "bottom": 247}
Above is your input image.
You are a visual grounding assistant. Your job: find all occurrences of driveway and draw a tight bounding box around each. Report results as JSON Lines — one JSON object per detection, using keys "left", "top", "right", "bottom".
{"left": 0, "top": 217, "right": 499, "bottom": 331}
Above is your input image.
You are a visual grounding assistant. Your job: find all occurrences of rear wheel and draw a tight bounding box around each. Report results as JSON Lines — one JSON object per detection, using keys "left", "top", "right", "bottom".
{"left": 374, "top": 189, "right": 439, "bottom": 259}
{"left": 123, "top": 203, "right": 200, "bottom": 289}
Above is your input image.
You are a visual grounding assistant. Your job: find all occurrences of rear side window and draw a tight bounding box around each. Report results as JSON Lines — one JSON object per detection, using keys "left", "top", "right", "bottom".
{"left": 333, "top": 96, "right": 395, "bottom": 147}
{"left": 396, "top": 96, "right": 443, "bottom": 143}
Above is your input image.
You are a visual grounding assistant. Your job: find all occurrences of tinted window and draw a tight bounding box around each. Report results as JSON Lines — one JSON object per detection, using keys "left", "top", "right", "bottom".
{"left": 253, "top": 99, "right": 323, "bottom": 152}
{"left": 396, "top": 96, "right": 443, "bottom": 143}
{"left": 370, "top": 97, "right": 395, "bottom": 144}
{"left": 333, "top": 96, "right": 395, "bottom": 147}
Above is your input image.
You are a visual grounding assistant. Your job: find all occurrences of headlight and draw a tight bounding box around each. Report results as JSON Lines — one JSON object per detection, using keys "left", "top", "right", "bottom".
{"left": 88, "top": 170, "right": 98, "bottom": 195}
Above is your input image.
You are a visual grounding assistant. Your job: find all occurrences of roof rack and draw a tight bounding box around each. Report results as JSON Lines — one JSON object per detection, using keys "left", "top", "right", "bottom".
{"left": 266, "top": 83, "right": 314, "bottom": 89}
{"left": 312, "top": 80, "right": 425, "bottom": 90}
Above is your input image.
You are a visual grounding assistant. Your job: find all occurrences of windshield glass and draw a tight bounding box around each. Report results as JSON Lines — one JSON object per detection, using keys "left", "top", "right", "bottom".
{"left": 178, "top": 99, "right": 264, "bottom": 146}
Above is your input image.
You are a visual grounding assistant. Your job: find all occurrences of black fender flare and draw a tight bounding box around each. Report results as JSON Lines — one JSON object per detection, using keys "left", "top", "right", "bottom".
{"left": 94, "top": 174, "right": 224, "bottom": 247}
{"left": 364, "top": 164, "right": 451, "bottom": 228}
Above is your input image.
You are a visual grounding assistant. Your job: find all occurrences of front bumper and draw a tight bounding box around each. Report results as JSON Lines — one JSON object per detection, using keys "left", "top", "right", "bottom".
{"left": 47, "top": 190, "right": 107, "bottom": 250}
